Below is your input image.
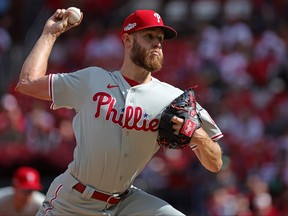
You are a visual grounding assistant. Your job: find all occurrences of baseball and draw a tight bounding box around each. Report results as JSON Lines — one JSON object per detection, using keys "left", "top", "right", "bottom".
{"left": 66, "top": 7, "right": 81, "bottom": 24}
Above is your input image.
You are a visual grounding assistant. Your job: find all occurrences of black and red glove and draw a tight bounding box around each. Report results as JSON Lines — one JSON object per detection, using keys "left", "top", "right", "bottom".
{"left": 157, "top": 88, "right": 201, "bottom": 149}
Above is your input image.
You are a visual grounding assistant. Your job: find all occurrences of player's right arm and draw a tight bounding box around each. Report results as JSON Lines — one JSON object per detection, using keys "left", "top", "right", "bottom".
{"left": 15, "top": 9, "right": 82, "bottom": 100}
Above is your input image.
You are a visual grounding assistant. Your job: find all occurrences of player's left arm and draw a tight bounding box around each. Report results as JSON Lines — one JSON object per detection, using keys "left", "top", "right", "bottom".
{"left": 190, "top": 128, "right": 222, "bottom": 172}
{"left": 171, "top": 116, "right": 222, "bottom": 172}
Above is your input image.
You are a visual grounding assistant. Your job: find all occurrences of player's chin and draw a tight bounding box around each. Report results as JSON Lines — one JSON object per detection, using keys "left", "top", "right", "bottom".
{"left": 149, "top": 62, "right": 163, "bottom": 73}
{"left": 149, "top": 54, "right": 163, "bottom": 63}
{"left": 144, "top": 56, "right": 163, "bottom": 72}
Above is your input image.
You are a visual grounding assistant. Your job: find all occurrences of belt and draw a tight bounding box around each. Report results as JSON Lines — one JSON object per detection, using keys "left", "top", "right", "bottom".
{"left": 73, "top": 182, "right": 128, "bottom": 205}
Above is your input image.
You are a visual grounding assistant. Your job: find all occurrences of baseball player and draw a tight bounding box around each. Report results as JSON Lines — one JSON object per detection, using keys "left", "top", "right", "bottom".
{"left": 16, "top": 9, "right": 223, "bottom": 215}
{"left": 0, "top": 166, "right": 45, "bottom": 216}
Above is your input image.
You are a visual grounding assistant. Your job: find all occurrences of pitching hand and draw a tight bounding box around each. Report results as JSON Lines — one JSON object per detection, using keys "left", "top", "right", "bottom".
{"left": 42, "top": 9, "right": 83, "bottom": 38}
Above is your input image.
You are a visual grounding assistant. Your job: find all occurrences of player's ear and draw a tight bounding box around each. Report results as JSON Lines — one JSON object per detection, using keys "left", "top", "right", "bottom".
{"left": 122, "top": 33, "right": 133, "bottom": 48}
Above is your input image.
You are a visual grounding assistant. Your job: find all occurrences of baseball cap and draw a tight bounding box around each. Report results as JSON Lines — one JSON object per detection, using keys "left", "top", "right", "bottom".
{"left": 121, "top": 10, "right": 177, "bottom": 39}
{"left": 12, "top": 167, "right": 43, "bottom": 190}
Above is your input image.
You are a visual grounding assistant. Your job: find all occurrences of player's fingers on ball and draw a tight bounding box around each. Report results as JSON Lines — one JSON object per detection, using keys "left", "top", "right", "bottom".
{"left": 55, "top": 9, "right": 66, "bottom": 19}
{"left": 69, "top": 15, "right": 83, "bottom": 27}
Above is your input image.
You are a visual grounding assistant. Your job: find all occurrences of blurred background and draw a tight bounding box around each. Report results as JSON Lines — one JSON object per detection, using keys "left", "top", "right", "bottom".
{"left": 1, "top": 0, "right": 288, "bottom": 215}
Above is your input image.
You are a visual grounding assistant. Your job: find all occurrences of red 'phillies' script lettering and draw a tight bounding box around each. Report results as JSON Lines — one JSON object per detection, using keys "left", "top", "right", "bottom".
{"left": 93, "top": 92, "right": 158, "bottom": 132}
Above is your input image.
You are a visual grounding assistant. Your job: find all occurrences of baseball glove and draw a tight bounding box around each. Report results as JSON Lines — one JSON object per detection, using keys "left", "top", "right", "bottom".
{"left": 157, "top": 88, "right": 201, "bottom": 149}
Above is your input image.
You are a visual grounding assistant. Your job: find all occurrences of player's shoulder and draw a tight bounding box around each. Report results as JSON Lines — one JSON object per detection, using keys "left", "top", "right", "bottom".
{"left": 74, "top": 66, "right": 110, "bottom": 76}
{"left": 31, "top": 191, "right": 46, "bottom": 203}
{"left": 0, "top": 187, "right": 13, "bottom": 199}
{"left": 151, "top": 77, "right": 183, "bottom": 94}
{"left": 59, "top": 66, "right": 113, "bottom": 82}
{"left": 84, "top": 67, "right": 119, "bottom": 78}
{"left": 0, "top": 186, "right": 13, "bottom": 193}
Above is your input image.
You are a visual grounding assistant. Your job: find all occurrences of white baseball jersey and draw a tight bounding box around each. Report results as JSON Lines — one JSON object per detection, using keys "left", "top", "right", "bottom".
{"left": 49, "top": 67, "right": 223, "bottom": 193}
{"left": 0, "top": 186, "right": 45, "bottom": 216}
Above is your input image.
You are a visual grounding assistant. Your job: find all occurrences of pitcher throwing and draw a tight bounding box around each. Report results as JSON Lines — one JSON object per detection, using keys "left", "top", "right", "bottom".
{"left": 16, "top": 8, "right": 223, "bottom": 216}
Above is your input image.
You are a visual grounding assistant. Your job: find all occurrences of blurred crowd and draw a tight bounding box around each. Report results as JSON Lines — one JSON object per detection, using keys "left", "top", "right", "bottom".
{"left": 1, "top": 0, "right": 288, "bottom": 215}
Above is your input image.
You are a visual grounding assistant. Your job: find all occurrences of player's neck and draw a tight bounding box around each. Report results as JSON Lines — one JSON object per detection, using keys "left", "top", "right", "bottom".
{"left": 120, "top": 62, "right": 152, "bottom": 84}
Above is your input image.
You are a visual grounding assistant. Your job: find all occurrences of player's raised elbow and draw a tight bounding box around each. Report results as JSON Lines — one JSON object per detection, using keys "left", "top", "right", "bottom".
{"left": 15, "top": 76, "right": 51, "bottom": 101}
{"left": 15, "top": 77, "right": 37, "bottom": 96}
{"left": 15, "top": 78, "right": 30, "bottom": 94}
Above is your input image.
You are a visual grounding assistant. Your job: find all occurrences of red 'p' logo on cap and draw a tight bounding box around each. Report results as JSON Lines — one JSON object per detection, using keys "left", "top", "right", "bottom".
{"left": 120, "top": 10, "right": 177, "bottom": 39}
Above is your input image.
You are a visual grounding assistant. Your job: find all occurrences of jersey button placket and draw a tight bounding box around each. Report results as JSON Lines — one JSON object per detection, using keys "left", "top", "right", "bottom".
{"left": 129, "top": 88, "right": 135, "bottom": 104}
{"left": 116, "top": 89, "right": 134, "bottom": 186}
{"left": 116, "top": 130, "right": 130, "bottom": 186}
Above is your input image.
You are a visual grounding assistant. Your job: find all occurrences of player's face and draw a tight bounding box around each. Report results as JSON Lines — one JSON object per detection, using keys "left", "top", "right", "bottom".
{"left": 130, "top": 29, "right": 164, "bottom": 72}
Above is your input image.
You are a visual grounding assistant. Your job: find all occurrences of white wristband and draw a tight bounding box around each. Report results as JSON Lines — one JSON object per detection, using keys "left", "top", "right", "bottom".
{"left": 189, "top": 143, "right": 198, "bottom": 150}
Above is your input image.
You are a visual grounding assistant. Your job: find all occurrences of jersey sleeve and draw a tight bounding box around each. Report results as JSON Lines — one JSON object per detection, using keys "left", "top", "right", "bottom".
{"left": 50, "top": 68, "right": 92, "bottom": 111}
{"left": 196, "top": 103, "right": 223, "bottom": 141}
